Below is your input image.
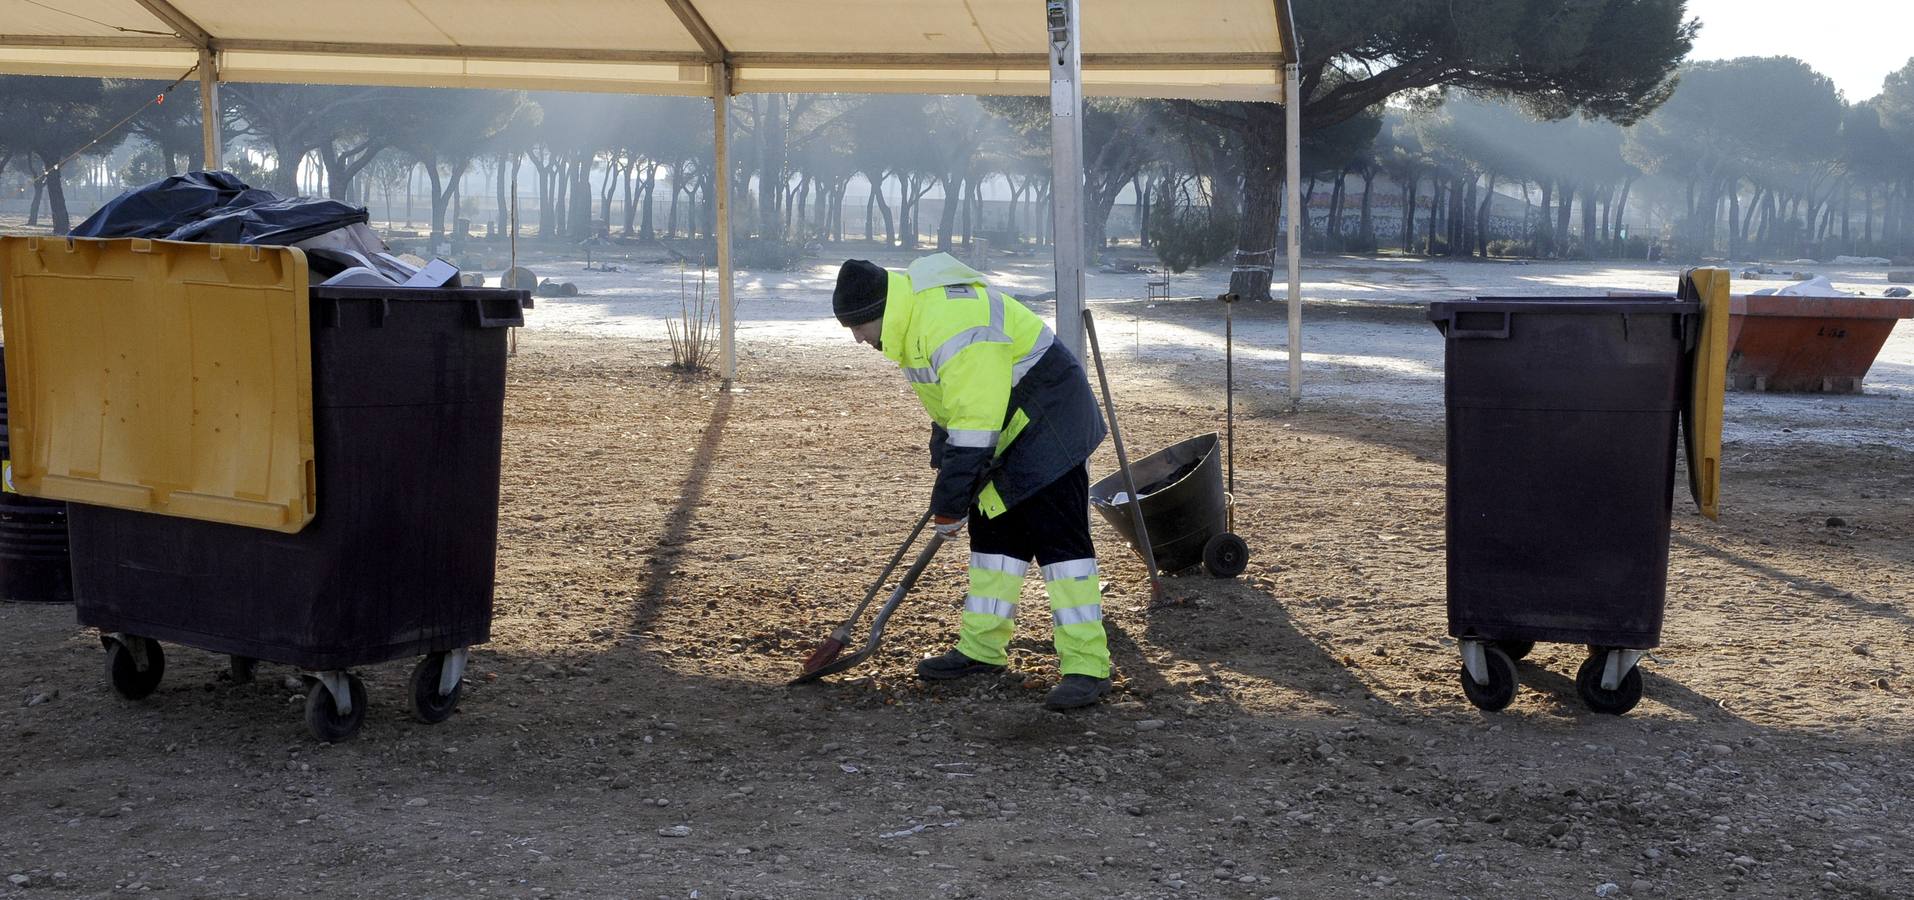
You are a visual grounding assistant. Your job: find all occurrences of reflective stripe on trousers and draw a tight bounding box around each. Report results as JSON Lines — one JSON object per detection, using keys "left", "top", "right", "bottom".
{"left": 955, "top": 553, "right": 1110, "bottom": 679}
{"left": 956, "top": 552, "right": 1027, "bottom": 667}
{"left": 1044, "top": 557, "right": 1109, "bottom": 678}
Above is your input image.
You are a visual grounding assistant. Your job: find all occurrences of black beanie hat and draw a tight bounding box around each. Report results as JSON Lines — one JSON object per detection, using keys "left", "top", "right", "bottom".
{"left": 833, "top": 259, "right": 889, "bottom": 326}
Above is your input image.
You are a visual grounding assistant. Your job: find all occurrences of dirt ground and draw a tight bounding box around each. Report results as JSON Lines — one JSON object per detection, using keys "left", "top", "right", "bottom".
{"left": 4, "top": 294, "right": 1913, "bottom": 899}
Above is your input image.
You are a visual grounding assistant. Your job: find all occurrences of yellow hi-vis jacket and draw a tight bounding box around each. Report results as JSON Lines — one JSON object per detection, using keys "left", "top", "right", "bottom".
{"left": 879, "top": 254, "right": 1106, "bottom": 520}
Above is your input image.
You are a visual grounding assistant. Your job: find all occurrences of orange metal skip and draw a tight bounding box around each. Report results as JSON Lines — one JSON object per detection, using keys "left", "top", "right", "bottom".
{"left": 1726, "top": 295, "right": 1914, "bottom": 393}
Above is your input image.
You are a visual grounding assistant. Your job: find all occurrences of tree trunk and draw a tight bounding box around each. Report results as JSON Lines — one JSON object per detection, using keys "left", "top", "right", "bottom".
{"left": 494, "top": 156, "right": 510, "bottom": 239}
{"left": 1865, "top": 184, "right": 1876, "bottom": 245}
{"left": 1599, "top": 189, "right": 1613, "bottom": 249}
{"left": 42, "top": 163, "right": 72, "bottom": 235}
{"left": 1556, "top": 181, "right": 1575, "bottom": 257}
{"left": 551, "top": 160, "right": 569, "bottom": 239}
{"left": 1225, "top": 104, "right": 1283, "bottom": 301}
{"left": 1752, "top": 188, "right": 1772, "bottom": 248}
{"left": 1007, "top": 179, "right": 1024, "bottom": 243}
{"left": 1402, "top": 176, "right": 1419, "bottom": 254}
{"left": 620, "top": 159, "right": 637, "bottom": 236}
{"left": 960, "top": 176, "right": 975, "bottom": 248}
{"left": 1614, "top": 178, "right": 1634, "bottom": 255}
{"left": 1537, "top": 180, "right": 1554, "bottom": 256}
{"left": 572, "top": 154, "right": 596, "bottom": 238}
{"left": 871, "top": 172, "right": 895, "bottom": 246}
{"left": 1426, "top": 178, "right": 1442, "bottom": 256}
{"left": 1133, "top": 174, "right": 1150, "bottom": 246}
{"left": 833, "top": 180, "right": 850, "bottom": 242}
{"left": 1841, "top": 181, "right": 1852, "bottom": 249}
{"left": 936, "top": 174, "right": 962, "bottom": 252}
{"left": 1358, "top": 169, "right": 1377, "bottom": 250}
{"left": 1475, "top": 173, "right": 1497, "bottom": 257}
{"left": 666, "top": 179, "right": 682, "bottom": 239}
{"left": 425, "top": 163, "right": 446, "bottom": 241}
{"left": 1580, "top": 183, "right": 1598, "bottom": 259}
{"left": 27, "top": 176, "right": 44, "bottom": 228}
{"left": 1327, "top": 170, "right": 1347, "bottom": 249}
{"left": 1455, "top": 176, "right": 1473, "bottom": 257}
{"left": 899, "top": 174, "right": 916, "bottom": 249}
{"left": 640, "top": 164, "right": 658, "bottom": 240}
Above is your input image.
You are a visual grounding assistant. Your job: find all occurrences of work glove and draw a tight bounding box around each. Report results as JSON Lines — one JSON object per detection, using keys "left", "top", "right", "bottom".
{"left": 932, "top": 514, "right": 968, "bottom": 539}
{"left": 929, "top": 425, "right": 948, "bottom": 471}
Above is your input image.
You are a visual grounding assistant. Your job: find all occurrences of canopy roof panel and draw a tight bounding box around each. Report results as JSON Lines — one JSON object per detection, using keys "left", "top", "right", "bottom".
{"left": 0, "top": 0, "right": 1293, "bottom": 99}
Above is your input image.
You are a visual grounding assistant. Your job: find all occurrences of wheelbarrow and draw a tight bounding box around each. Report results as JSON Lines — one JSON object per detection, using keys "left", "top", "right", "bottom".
{"left": 1089, "top": 433, "right": 1246, "bottom": 577}
{"left": 1081, "top": 300, "right": 1249, "bottom": 582}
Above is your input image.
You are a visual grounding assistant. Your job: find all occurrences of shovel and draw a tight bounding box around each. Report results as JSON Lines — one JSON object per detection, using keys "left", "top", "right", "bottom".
{"left": 1082, "top": 307, "right": 1173, "bottom": 605}
{"left": 791, "top": 511, "right": 947, "bottom": 684}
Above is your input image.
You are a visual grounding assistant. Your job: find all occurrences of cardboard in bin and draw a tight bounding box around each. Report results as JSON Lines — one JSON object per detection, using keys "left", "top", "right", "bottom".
{"left": 0, "top": 236, "right": 317, "bottom": 533}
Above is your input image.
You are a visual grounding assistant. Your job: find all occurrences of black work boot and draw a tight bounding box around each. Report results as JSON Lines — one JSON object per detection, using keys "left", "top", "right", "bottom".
{"left": 1043, "top": 674, "right": 1112, "bottom": 710}
{"left": 915, "top": 648, "right": 1005, "bottom": 682}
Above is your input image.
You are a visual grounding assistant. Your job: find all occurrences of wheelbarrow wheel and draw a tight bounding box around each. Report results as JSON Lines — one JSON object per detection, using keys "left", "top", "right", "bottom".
{"left": 1201, "top": 532, "right": 1249, "bottom": 578}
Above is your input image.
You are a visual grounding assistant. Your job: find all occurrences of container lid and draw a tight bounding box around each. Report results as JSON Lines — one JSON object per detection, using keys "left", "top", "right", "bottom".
{"left": 1680, "top": 269, "right": 1730, "bottom": 521}
{"left": 1429, "top": 296, "right": 1700, "bottom": 323}
{"left": 0, "top": 236, "right": 317, "bottom": 533}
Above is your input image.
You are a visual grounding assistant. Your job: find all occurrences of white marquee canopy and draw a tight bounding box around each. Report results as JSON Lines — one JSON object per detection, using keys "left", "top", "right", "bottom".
{"left": 0, "top": 0, "right": 1304, "bottom": 396}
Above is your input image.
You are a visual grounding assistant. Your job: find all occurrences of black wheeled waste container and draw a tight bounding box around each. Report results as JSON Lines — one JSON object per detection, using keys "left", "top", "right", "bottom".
{"left": 0, "top": 345, "right": 73, "bottom": 604}
{"left": 65, "top": 284, "right": 527, "bottom": 740}
{"left": 1430, "top": 296, "right": 1699, "bottom": 716}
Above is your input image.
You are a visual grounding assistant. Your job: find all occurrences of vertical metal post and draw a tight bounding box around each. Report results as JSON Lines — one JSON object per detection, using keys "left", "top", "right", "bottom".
{"left": 712, "top": 62, "right": 737, "bottom": 387}
{"left": 1046, "top": 0, "right": 1087, "bottom": 359}
{"left": 1284, "top": 62, "right": 1303, "bottom": 403}
{"left": 197, "top": 48, "right": 222, "bottom": 169}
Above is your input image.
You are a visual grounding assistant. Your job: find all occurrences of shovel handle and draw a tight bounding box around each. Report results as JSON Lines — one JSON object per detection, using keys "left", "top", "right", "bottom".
{"left": 844, "top": 509, "right": 934, "bottom": 626}
{"left": 1082, "top": 308, "right": 1166, "bottom": 601}
{"left": 865, "top": 531, "right": 946, "bottom": 640}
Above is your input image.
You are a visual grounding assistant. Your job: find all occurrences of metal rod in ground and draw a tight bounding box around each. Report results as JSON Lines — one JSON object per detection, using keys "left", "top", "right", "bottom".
{"left": 1081, "top": 308, "right": 1167, "bottom": 604}
{"left": 1224, "top": 293, "right": 1235, "bottom": 500}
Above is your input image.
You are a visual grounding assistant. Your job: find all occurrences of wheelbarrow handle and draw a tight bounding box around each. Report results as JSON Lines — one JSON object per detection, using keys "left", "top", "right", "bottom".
{"left": 1082, "top": 308, "right": 1167, "bottom": 601}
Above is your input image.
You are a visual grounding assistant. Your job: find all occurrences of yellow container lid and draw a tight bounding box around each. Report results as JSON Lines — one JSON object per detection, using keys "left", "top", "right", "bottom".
{"left": 1680, "top": 267, "right": 1729, "bottom": 521}
{"left": 0, "top": 236, "right": 316, "bottom": 532}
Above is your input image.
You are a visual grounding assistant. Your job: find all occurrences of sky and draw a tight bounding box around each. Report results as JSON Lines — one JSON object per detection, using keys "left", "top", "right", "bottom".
{"left": 1684, "top": 0, "right": 1911, "bottom": 101}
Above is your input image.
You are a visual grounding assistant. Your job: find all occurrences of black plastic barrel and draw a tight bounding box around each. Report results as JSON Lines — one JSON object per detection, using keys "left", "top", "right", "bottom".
{"left": 1090, "top": 432, "right": 1228, "bottom": 574}
{"left": 66, "top": 286, "right": 528, "bottom": 668}
{"left": 1429, "top": 297, "right": 1699, "bottom": 649}
{"left": 0, "top": 345, "right": 74, "bottom": 603}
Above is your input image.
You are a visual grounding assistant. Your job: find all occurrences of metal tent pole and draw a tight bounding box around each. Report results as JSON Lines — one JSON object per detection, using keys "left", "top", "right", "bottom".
{"left": 197, "top": 48, "right": 221, "bottom": 168}
{"left": 1046, "top": 0, "right": 1087, "bottom": 359}
{"left": 1284, "top": 62, "right": 1303, "bottom": 403}
{"left": 712, "top": 61, "right": 737, "bottom": 387}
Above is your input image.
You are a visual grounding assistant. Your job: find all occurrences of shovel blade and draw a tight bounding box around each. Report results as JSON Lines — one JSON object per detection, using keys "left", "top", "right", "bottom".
{"left": 787, "top": 645, "right": 879, "bottom": 685}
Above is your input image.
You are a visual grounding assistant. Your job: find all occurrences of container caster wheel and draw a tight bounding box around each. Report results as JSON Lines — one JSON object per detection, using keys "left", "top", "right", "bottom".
{"left": 104, "top": 635, "right": 165, "bottom": 700}
{"left": 1576, "top": 653, "right": 1643, "bottom": 715}
{"left": 228, "top": 656, "right": 258, "bottom": 685}
{"left": 304, "top": 673, "right": 367, "bottom": 742}
{"left": 1494, "top": 640, "right": 1535, "bottom": 662}
{"left": 409, "top": 652, "right": 464, "bottom": 724}
{"left": 1459, "top": 644, "right": 1518, "bottom": 712}
{"left": 1201, "top": 532, "right": 1250, "bottom": 578}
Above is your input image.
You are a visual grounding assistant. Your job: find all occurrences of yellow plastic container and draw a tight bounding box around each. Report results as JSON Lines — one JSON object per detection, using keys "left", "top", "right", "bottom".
{"left": 0, "top": 236, "right": 316, "bottom": 532}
